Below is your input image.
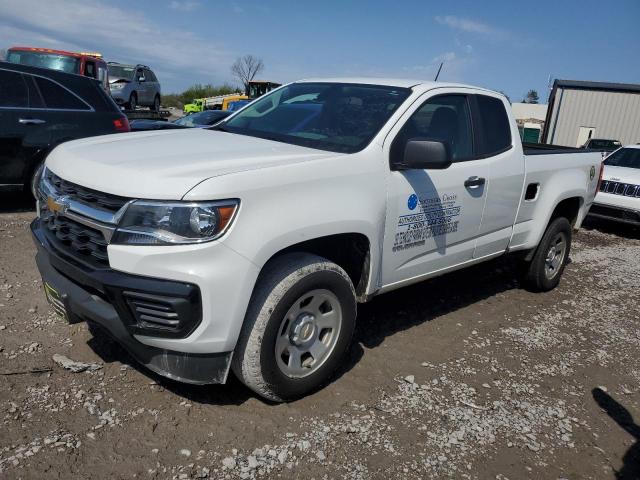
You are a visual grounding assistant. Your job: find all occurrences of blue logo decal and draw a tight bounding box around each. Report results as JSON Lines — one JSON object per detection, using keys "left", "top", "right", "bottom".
{"left": 407, "top": 194, "right": 418, "bottom": 211}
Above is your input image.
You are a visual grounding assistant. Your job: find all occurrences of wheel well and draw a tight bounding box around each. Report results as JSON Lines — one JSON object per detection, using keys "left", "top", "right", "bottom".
{"left": 550, "top": 197, "right": 582, "bottom": 227}
{"left": 269, "top": 233, "right": 371, "bottom": 299}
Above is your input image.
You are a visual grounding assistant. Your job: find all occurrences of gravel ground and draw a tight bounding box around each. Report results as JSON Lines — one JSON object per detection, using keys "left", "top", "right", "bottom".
{"left": 1, "top": 196, "right": 639, "bottom": 480}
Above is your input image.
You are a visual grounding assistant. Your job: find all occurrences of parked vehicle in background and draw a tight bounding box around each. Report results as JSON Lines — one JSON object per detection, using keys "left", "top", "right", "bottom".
{"left": 183, "top": 94, "right": 247, "bottom": 114}
{"left": 227, "top": 99, "right": 251, "bottom": 111}
{"left": 108, "top": 63, "right": 161, "bottom": 111}
{"left": 0, "top": 61, "right": 129, "bottom": 197}
{"left": 246, "top": 80, "right": 281, "bottom": 98}
{"left": 130, "top": 110, "right": 232, "bottom": 131}
{"left": 588, "top": 145, "right": 640, "bottom": 226}
{"left": 6, "top": 46, "right": 109, "bottom": 93}
{"left": 581, "top": 138, "right": 622, "bottom": 152}
{"left": 31, "top": 78, "right": 601, "bottom": 402}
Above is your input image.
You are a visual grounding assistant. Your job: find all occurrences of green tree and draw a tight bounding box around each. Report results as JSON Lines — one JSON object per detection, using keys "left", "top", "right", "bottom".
{"left": 524, "top": 89, "right": 539, "bottom": 104}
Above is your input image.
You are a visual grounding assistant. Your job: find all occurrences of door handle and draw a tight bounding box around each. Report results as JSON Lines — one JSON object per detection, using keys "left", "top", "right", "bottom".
{"left": 19, "top": 118, "right": 46, "bottom": 125}
{"left": 464, "top": 176, "right": 486, "bottom": 188}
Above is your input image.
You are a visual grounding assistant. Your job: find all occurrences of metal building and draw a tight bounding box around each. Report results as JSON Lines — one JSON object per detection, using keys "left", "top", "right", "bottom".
{"left": 541, "top": 79, "right": 640, "bottom": 147}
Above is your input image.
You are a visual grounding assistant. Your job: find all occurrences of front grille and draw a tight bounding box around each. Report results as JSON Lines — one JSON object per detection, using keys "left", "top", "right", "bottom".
{"left": 43, "top": 215, "right": 109, "bottom": 265}
{"left": 45, "top": 170, "right": 129, "bottom": 212}
{"left": 600, "top": 180, "right": 640, "bottom": 198}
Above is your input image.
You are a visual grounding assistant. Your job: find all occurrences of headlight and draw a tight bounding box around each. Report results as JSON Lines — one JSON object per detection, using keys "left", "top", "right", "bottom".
{"left": 109, "top": 83, "right": 125, "bottom": 90}
{"left": 111, "top": 200, "right": 239, "bottom": 245}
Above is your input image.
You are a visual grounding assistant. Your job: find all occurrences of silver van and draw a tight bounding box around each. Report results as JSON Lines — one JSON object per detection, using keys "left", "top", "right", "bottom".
{"left": 108, "top": 63, "right": 161, "bottom": 111}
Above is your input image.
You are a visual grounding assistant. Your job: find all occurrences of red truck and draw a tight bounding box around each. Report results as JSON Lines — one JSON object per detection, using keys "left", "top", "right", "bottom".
{"left": 6, "top": 47, "right": 110, "bottom": 93}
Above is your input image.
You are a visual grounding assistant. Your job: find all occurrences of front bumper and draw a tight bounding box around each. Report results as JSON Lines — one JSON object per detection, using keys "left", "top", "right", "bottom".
{"left": 588, "top": 203, "right": 640, "bottom": 226}
{"left": 31, "top": 219, "right": 233, "bottom": 384}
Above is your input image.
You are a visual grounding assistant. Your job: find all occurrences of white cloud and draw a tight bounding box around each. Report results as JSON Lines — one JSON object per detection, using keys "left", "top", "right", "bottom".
{"left": 0, "top": 0, "right": 232, "bottom": 90}
{"left": 435, "top": 15, "right": 506, "bottom": 37}
{"left": 432, "top": 51, "right": 456, "bottom": 63}
{"left": 169, "top": 1, "right": 200, "bottom": 12}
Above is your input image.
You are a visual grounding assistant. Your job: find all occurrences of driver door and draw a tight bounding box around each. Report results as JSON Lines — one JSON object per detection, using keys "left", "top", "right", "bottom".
{"left": 381, "top": 89, "right": 489, "bottom": 288}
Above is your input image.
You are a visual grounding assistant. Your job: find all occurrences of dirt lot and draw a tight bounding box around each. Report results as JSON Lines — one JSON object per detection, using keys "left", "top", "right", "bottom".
{"left": 1, "top": 195, "right": 639, "bottom": 480}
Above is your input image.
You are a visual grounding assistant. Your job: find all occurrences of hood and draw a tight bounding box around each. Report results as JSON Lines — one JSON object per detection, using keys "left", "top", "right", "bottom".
{"left": 109, "top": 77, "right": 131, "bottom": 84}
{"left": 603, "top": 165, "right": 640, "bottom": 185}
{"left": 45, "top": 129, "right": 340, "bottom": 199}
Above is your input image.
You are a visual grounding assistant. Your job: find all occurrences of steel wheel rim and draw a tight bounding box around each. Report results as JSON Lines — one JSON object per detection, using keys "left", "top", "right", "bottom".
{"left": 275, "top": 289, "right": 342, "bottom": 378}
{"left": 544, "top": 232, "right": 567, "bottom": 280}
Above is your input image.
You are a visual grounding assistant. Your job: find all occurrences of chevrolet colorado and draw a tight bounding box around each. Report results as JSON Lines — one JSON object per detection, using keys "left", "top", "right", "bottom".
{"left": 32, "top": 79, "right": 603, "bottom": 401}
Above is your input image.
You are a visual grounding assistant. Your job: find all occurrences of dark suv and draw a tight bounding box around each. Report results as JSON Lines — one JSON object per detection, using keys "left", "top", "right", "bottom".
{"left": 0, "top": 61, "right": 129, "bottom": 197}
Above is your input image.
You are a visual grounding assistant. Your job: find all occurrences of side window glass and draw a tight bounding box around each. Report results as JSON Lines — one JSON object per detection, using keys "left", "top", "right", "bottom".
{"left": 475, "top": 95, "right": 512, "bottom": 156}
{"left": 136, "top": 69, "right": 144, "bottom": 81}
{"left": 0, "top": 69, "right": 29, "bottom": 108}
{"left": 85, "top": 61, "right": 96, "bottom": 79}
{"left": 391, "top": 94, "right": 473, "bottom": 163}
{"left": 34, "top": 77, "right": 89, "bottom": 110}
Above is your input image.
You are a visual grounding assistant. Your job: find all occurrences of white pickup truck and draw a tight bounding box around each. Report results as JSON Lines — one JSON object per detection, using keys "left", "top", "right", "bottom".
{"left": 32, "top": 78, "right": 603, "bottom": 401}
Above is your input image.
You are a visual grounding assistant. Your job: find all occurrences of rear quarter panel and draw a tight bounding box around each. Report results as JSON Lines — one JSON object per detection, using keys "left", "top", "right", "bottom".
{"left": 509, "top": 151, "right": 602, "bottom": 251}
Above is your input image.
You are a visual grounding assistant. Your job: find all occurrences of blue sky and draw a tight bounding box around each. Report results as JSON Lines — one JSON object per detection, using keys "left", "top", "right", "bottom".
{"left": 1, "top": 0, "right": 638, "bottom": 102}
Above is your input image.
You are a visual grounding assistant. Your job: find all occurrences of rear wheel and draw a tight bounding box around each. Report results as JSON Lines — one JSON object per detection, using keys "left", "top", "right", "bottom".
{"left": 520, "top": 217, "right": 572, "bottom": 292}
{"left": 127, "top": 92, "right": 137, "bottom": 110}
{"left": 232, "top": 253, "right": 356, "bottom": 402}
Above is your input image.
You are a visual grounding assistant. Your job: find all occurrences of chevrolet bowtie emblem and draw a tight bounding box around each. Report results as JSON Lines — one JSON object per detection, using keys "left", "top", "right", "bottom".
{"left": 46, "top": 195, "right": 69, "bottom": 215}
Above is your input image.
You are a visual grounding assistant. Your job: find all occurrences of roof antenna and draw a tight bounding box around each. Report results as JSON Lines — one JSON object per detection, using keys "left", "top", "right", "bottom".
{"left": 434, "top": 62, "right": 444, "bottom": 81}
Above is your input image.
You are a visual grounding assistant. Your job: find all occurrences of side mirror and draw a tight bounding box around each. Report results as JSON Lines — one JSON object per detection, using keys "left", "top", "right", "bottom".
{"left": 393, "top": 139, "right": 452, "bottom": 170}
{"left": 138, "top": 76, "right": 146, "bottom": 82}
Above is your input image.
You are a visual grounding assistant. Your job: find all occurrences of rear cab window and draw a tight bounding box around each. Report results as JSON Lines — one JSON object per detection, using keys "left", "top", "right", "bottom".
{"left": 472, "top": 95, "right": 512, "bottom": 157}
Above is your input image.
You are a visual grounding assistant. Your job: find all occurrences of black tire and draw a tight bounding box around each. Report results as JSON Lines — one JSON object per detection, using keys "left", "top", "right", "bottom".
{"left": 232, "top": 253, "right": 356, "bottom": 402}
{"left": 520, "top": 217, "right": 572, "bottom": 292}
{"left": 153, "top": 95, "right": 160, "bottom": 112}
{"left": 127, "top": 92, "right": 137, "bottom": 110}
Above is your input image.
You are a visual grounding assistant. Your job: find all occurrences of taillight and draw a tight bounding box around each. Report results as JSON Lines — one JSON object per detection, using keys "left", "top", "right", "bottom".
{"left": 596, "top": 161, "right": 605, "bottom": 192}
{"left": 113, "top": 117, "right": 130, "bottom": 132}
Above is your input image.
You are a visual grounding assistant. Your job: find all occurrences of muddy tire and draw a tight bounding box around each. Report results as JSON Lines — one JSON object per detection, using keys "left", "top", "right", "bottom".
{"left": 232, "top": 253, "right": 356, "bottom": 402}
{"left": 520, "top": 217, "right": 572, "bottom": 292}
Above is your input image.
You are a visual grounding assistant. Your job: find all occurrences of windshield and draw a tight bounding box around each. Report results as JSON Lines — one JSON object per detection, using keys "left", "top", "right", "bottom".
{"left": 604, "top": 148, "right": 640, "bottom": 169}
{"left": 7, "top": 50, "right": 80, "bottom": 74}
{"left": 222, "top": 82, "right": 411, "bottom": 153}
{"left": 175, "top": 111, "right": 229, "bottom": 127}
{"left": 108, "top": 65, "right": 135, "bottom": 80}
{"left": 590, "top": 139, "right": 621, "bottom": 149}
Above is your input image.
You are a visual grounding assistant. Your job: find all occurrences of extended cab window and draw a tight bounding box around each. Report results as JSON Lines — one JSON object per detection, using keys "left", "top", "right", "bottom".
{"left": 34, "top": 77, "right": 90, "bottom": 110}
{"left": 391, "top": 94, "right": 473, "bottom": 163}
{"left": 474, "top": 95, "right": 512, "bottom": 156}
{"left": 0, "top": 70, "right": 29, "bottom": 108}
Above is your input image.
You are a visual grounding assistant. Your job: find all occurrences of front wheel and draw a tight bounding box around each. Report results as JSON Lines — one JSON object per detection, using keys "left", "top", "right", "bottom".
{"left": 153, "top": 95, "right": 160, "bottom": 112}
{"left": 232, "top": 253, "right": 356, "bottom": 402}
{"left": 520, "top": 217, "right": 572, "bottom": 292}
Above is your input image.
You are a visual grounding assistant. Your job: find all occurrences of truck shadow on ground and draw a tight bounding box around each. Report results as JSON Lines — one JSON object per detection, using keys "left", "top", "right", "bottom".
{"left": 592, "top": 387, "right": 640, "bottom": 479}
{"left": 88, "top": 255, "right": 522, "bottom": 405}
